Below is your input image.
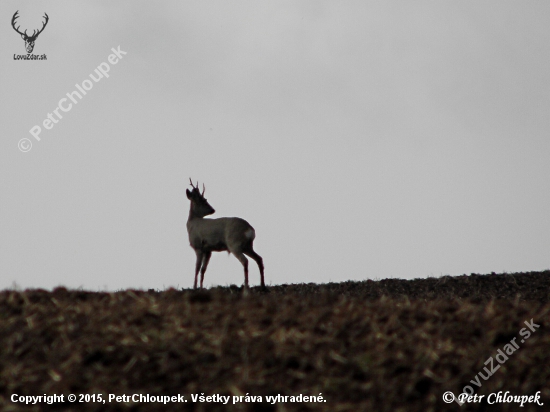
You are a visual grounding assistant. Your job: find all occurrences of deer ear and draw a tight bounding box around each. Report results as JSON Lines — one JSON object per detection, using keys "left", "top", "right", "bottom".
{"left": 186, "top": 189, "right": 192, "bottom": 199}
{"left": 21, "top": 34, "right": 25, "bottom": 39}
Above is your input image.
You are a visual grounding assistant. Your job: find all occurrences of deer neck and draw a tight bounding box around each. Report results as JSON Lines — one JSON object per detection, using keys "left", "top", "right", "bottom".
{"left": 188, "top": 208, "right": 202, "bottom": 222}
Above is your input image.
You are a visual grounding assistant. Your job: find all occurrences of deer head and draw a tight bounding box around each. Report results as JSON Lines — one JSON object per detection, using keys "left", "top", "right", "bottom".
{"left": 186, "top": 179, "right": 215, "bottom": 218}
{"left": 12, "top": 11, "right": 49, "bottom": 54}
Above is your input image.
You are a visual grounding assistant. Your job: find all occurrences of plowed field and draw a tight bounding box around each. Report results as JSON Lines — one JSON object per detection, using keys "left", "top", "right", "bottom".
{"left": 1, "top": 271, "right": 549, "bottom": 411}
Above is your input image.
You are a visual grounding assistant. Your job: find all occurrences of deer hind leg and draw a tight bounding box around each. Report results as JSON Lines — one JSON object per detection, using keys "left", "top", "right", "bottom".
{"left": 244, "top": 249, "right": 264, "bottom": 288}
{"left": 200, "top": 251, "right": 212, "bottom": 289}
{"left": 194, "top": 250, "right": 203, "bottom": 289}
{"left": 233, "top": 252, "right": 249, "bottom": 288}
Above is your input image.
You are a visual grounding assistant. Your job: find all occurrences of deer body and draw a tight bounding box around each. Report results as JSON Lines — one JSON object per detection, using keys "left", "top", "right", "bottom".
{"left": 186, "top": 180, "right": 265, "bottom": 289}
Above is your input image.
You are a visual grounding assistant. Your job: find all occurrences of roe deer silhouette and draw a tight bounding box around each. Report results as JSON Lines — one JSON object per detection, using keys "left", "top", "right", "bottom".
{"left": 186, "top": 179, "right": 265, "bottom": 289}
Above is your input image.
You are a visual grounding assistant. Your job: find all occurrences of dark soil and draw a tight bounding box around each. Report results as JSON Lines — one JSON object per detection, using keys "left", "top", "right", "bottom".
{"left": 1, "top": 271, "right": 549, "bottom": 411}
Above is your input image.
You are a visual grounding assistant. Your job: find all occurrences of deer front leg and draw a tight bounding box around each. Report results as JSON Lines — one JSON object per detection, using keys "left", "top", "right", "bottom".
{"left": 194, "top": 250, "right": 203, "bottom": 289}
{"left": 200, "top": 251, "right": 212, "bottom": 289}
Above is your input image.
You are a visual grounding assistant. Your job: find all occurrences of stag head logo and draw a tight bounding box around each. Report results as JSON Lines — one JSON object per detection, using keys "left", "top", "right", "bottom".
{"left": 11, "top": 11, "right": 49, "bottom": 54}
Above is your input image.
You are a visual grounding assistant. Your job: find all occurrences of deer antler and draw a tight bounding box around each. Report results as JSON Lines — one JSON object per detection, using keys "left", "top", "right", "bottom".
{"left": 189, "top": 178, "right": 202, "bottom": 191}
{"left": 11, "top": 11, "right": 49, "bottom": 39}
{"left": 189, "top": 178, "right": 206, "bottom": 196}
{"left": 31, "top": 13, "right": 49, "bottom": 39}
{"left": 11, "top": 11, "right": 26, "bottom": 36}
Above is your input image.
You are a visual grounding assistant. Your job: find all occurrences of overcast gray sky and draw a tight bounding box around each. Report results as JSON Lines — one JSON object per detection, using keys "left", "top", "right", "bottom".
{"left": 1, "top": 1, "right": 549, "bottom": 290}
